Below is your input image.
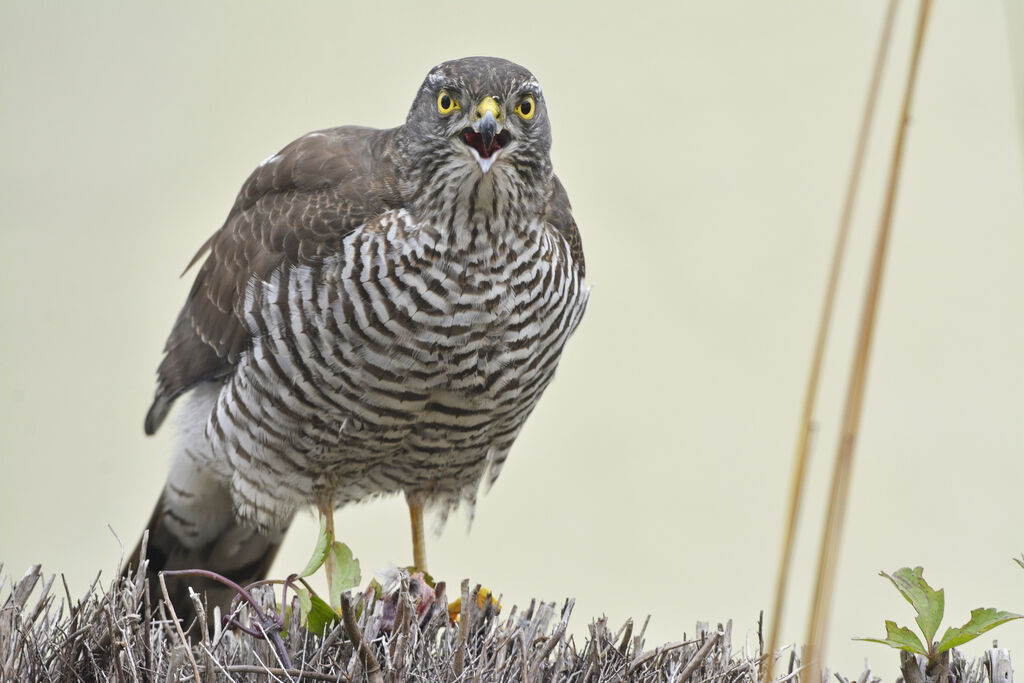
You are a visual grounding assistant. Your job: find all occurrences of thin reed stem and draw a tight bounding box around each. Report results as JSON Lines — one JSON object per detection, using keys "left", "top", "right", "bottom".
{"left": 804, "top": 2, "right": 934, "bottom": 681}
{"left": 763, "top": 1, "right": 898, "bottom": 679}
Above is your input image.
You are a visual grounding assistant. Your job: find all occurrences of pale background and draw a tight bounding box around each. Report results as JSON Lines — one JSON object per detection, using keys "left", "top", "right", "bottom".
{"left": 1, "top": 1, "right": 1021, "bottom": 678}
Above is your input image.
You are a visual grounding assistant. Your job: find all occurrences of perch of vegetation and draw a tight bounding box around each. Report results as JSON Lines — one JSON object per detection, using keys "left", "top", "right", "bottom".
{"left": 0, "top": 558, "right": 1016, "bottom": 682}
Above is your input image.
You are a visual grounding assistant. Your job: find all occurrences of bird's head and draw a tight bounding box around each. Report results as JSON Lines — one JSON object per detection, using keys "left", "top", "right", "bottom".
{"left": 400, "top": 57, "right": 553, "bottom": 212}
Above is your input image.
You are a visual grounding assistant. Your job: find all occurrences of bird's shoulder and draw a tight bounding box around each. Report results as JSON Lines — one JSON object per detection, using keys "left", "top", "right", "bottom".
{"left": 542, "top": 175, "right": 585, "bottom": 279}
{"left": 145, "top": 125, "right": 404, "bottom": 434}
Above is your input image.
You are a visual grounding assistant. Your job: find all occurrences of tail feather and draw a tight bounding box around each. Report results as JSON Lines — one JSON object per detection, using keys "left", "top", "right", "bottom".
{"left": 124, "top": 493, "right": 287, "bottom": 625}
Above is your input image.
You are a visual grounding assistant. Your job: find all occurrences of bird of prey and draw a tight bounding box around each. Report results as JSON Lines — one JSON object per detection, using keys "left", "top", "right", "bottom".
{"left": 132, "top": 56, "right": 589, "bottom": 616}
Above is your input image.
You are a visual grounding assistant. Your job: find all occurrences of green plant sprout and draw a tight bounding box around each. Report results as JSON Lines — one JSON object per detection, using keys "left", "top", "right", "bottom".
{"left": 292, "top": 510, "right": 362, "bottom": 633}
{"left": 856, "top": 566, "right": 1022, "bottom": 662}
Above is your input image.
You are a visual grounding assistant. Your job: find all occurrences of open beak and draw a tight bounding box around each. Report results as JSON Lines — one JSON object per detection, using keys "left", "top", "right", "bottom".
{"left": 477, "top": 110, "right": 499, "bottom": 153}
{"left": 461, "top": 96, "right": 511, "bottom": 174}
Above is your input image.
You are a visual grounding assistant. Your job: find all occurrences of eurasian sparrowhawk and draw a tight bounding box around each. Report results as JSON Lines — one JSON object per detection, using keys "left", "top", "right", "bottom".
{"left": 132, "top": 56, "right": 589, "bottom": 616}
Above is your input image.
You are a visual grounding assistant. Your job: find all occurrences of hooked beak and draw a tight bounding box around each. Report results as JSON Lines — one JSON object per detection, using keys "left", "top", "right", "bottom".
{"left": 461, "top": 96, "right": 511, "bottom": 174}
{"left": 477, "top": 110, "right": 499, "bottom": 152}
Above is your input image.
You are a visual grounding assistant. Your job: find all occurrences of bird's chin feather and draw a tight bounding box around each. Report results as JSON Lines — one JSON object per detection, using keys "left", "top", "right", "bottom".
{"left": 469, "top": 146, "right": 502, "bottom": 174}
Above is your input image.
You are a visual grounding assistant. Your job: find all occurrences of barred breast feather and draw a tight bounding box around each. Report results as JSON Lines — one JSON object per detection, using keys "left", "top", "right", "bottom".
{"left": 218, "top": 204, "right": 587, "bottom": 530}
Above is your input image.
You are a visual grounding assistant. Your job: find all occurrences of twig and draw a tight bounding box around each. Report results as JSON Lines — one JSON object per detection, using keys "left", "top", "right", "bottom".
{"left": 198, "top": 664, "right": 345, "bottom": 681}
{"left": 159, "top": 572, "right": 202, "bottom": 683}
{"left": 519, "top": 632, "right": 529, "bottom": 683}
{"left": 312, "top": 619, "right": 347, "bottom": 670}
{"left": 628, "top": 640, "right": 688, "bottom": 674}
{"left": 763, "top": 0, "right": 898, "bottom": 679}
{"left": 529, "top": 598, "right": 574, "bottom": 679}
{"left": 454, "top": 579, "right": 471, "bottom": 677}
{"left": 804, "top": 1, "right": 934, "bottom": 681}
{"left": 143, "top": 573, "right": 154, "bottom": 680}
{"left": 340, "top": 592, "right": 382, "bottom": 683}
{"left": 775, "top": 667, "right": 805, "bottom": 683}
{"left": 617, "top": 616, "right": 632, "bottom": 657}
{"left": 165, "top": 646, "right": 185, "bottom": 683}
{"left": 900, "top": 651, "right": 927, "bottom": 683}
{"left": 676, "top": 629, "right": 722, "bottom": 683}
{"left": 189, "top": 589, "right": 214, "bottom": 683}
{"left": 256, "top": 621, "right": 294, "bottom": 674}
{"left": 635, "top": 614, "right": 651, "bottom": 656}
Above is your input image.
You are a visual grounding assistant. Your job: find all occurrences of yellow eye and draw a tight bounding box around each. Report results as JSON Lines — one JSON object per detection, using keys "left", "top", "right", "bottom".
{"left": 515, "top": 95, "right": 536, "bottom": 120}
{"left": 437, "top": 90, "right": 459, "bottom": 115}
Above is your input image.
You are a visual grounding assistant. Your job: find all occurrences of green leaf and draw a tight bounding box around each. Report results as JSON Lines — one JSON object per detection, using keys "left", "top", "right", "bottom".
{"left": 295, "top": 586, "right": 312, "bottom": 624}
{"left": 403, "top": 565, "right": 437, "bottom": 588}
{"left": 856, "top": 620, "right": 928, "bottom": 655}
{"left": 327, "top": 541, "right": 361, "bottom": 611}
{"left": 882, "top": 567, "right": 944, "bottom": 646}
{"left": 304, "top": 591, "right": 339, "bottom": 637}
{"left": 935, "top": 608, "right": 1024, "bottom": 654}
{"left": 299, "top": 516, "right": 331, "bottom": 578}
{"left": 281, "top": 604, "right": 292, "bottom": 637}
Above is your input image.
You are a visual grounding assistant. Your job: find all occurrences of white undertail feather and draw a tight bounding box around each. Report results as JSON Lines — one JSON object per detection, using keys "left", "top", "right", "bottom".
{"left": 163, "top": 383, "right": 230, "bottom": 547}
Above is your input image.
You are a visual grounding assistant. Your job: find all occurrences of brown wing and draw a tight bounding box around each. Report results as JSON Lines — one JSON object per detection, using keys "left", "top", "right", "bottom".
{"left": 544, "top": 175, "right": 585, "bottom": 278}
{"left": 144, "top": 125, "right": 404, "bottom": 435}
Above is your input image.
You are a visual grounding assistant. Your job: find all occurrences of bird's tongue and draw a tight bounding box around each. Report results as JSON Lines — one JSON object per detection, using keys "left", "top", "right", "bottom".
{"left": 462, "top": 129, "right": 509, "bottom": 159}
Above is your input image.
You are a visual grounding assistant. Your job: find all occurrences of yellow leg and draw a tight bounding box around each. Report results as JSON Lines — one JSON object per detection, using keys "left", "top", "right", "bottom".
{"left": 407, "top": 494, "right": 428, "bottom": 573}
{"left": 318, "top": 502, "right": 337, "bottom": 600}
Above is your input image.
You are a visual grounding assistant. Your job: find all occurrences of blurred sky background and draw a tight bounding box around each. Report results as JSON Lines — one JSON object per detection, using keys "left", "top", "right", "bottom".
{"left": 1, "top": 2, "right": 1022, "bottom": 678}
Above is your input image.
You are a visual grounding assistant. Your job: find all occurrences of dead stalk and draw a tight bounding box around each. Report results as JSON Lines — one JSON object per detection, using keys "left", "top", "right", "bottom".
{"left": 158, "top": 573, "right": 202, "bottom": 683}
{"left": 763, "top": 0, "right": 898, "bottom": 678}
{"left": 804, "top": 1, "right": 934, "bottom": 680}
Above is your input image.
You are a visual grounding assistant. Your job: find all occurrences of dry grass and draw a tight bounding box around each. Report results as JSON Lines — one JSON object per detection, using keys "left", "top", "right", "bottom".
{"left": 2, "top": 558, "right": 772, "bottom": 682}
{"left": 3, "top": 557, "right": 1004, "bottom": 681}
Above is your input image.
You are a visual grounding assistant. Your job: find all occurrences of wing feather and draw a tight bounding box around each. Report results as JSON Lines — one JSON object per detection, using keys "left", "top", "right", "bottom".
{"left": 145, "top": 126, "right": 402, "bottom": 434}
{"left": 544, "top": 175, "right": 585, "bottom": 278}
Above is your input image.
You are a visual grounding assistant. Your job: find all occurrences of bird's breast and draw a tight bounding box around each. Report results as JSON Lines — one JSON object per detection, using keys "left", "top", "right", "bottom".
{"left": 241, "top": 209, "right": 585, "bottom": 456}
